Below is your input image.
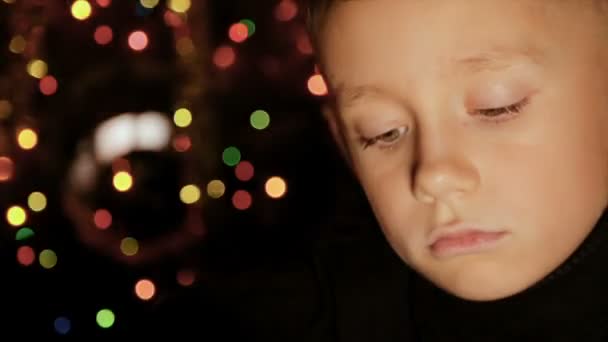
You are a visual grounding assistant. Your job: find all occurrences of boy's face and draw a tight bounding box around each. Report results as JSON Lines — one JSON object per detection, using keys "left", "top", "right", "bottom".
{"left": 320, "top": 0, "right": 608, "bottom": 301}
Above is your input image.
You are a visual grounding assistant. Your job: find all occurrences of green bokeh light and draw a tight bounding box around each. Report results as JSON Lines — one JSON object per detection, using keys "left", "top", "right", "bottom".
{"left": 240, "top": 19, "right": 256, "bottom": 37}
{"left": 222, "top": 146, "right": 241, "bottom": 167}
{"left": 96, "top": 309, "right": 115, "bottom": 328}
{"left": 250, "top": 110, "right": 270, "bottom": 130}
{"left": 16, "top": 227, "right": 34, "bottom": 241}
{"left": 39, "top": 249, "right": 57, "bottom": 269}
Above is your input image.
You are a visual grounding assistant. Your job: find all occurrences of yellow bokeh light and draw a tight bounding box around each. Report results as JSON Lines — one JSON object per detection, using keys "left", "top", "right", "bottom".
{"left": 167, "top": 0, "right": 191, "bottom": 13}
{"left": 71, "top": 0, "right": 93, "bottom": 20}
{"left": 113, "top": 171, "right": 133, "bottom": 192}
{"left": 28, "top": 192, "right": 47, "bottom": 212}
{"left": 265, "top": 176, "right": 287, "bottom": 199}
{"left": 9, "top": 35, "right": 26, "bottom": 54}
{"left": 17, "top": 128, "right": 38, "bottom": 150}
{"left": 140, "top": 0, "right": 159, "bottom": 8}
{"left": 39, "top": 249, "right": 58, "bottom": 269}
{"left": 121, "top": 237, "right": 139, "bottom": 256}
{"left": 180, "top": 184, "right": 201, "bottom": 204}
{"left": 173, "top": 108, "right": 192, "bottom": 128}
{"left": 26, "top": 59, "right": 48, "bottom": 79}
{"left": 7, "top": 206, "right": 27, "bottom": 227}
{"left": 206, "top": 180, "right": 226, "bottom": 199}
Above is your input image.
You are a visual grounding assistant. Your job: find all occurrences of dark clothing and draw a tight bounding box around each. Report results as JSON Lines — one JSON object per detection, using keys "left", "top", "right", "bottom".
{"left": 153, "top": 210, "right": 608, "bottom": 341}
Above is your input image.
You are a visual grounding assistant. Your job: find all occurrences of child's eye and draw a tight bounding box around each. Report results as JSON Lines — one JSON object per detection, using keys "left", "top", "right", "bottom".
{"left": 361, "top": 126, "right": 408, "bottom": 150}
{"left": 472, "top": 97, "right": 529, "bottom": 122}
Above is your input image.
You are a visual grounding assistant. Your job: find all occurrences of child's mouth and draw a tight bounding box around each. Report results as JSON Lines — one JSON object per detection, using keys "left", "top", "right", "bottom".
{"left": 429, "top": 231, "right": 509, "bottom": 258}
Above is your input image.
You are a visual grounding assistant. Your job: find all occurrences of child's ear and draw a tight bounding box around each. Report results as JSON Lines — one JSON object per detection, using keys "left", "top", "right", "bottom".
{"left": 322, "top": 104, "right": 351, "bottom": 163}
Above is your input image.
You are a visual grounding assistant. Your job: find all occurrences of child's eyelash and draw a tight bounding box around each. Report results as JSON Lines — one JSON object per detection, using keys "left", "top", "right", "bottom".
{"left": 472, "top": 97, "right": 529, "bottom": 123}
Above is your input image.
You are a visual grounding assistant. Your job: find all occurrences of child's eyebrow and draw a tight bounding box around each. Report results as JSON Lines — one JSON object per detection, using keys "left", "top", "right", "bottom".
{"left": 448, "top": 44, "right": 545, "bottom": 74}
{"left": 334, "top": 44, "right": 545, "bottom": 108}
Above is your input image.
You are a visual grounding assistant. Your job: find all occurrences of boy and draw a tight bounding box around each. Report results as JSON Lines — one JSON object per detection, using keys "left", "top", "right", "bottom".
{"left": 296, "top": 0, "right": 608, "bottom": 340}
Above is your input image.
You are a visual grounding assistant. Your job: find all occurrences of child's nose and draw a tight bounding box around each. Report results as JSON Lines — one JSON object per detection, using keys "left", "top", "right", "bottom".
{"left": 412, "top": 150, "right": 479, "bottom": 205}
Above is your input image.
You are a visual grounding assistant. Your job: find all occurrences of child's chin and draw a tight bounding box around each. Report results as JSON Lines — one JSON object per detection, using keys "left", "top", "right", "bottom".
{"left": 424, "top": 261, "right": 537, "bottom": 302}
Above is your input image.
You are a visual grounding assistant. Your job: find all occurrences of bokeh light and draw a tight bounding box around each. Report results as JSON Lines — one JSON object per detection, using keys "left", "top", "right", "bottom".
{"left": 96, "top": 0, "right": 111, "bottom": 7}
{"left": 179, "top": 184, "right": 201, "bottom": 204}
{"left": 213, "top": 45, "right": 235, "bottom": 69}
{"left": 9, "top": 35, "right": 26, "bottom": 54}
{"left": 7, "top": 205, "right": 27, "bottom": 227}
{"left": 172, "top": 134, "right": 191, "bottom": 152}
{"left": 54, "top": 317, "right": 71, "bottom": 335}
{"left": 229, "top": 22, "right": 249, "bottom": 43}
{"left": 176, "top": 37, "right": 195, "bottom": 57}
{"left": 177, "top": 269, "right": 196, "bottom": 286}
{"left": 71, "top": 0, "right": 93, "bottom": 21}
{"left": 0, "top": 99, "right": 12, "bottom": 119}
{"left": 27, "top": 59, "right": 47, "bottom": 79}
{"left": 17, "top": 246, "right": 35, "bottom": 266}
{"left": 96, "top": 309, "right": 115, "bottom": 328}
{"left": 296, "top": 31, "right": 313, "bottom": 55}
{"left": 250, "top": 109, "right": 270, "bottom": 130}
{"left": 308, "top": 74, "right": 328, "bottom": 96}
{"left": 94, "top": 25, "right": 113, "bottom": 45}
{"left": 232, "top": 190, "right": 252, "bottom": 210}
{"left": 222, "top": 146, "right": 241, "bottom": 166}
{"left": 16, "top": 227, "right": 34, "bottom": 241}
{"left": 140, "top": 0, "right": 159, "bottom": 8}
{"left": 28, "top": 192, "right": 47, "bottom": 212}
{"left": 39, "top": 75, "right": 58, "bottom": 95}
{"left": 113, "top": 171, "right": 133, "bottom": 192}
{"left": 17, "top": 128, "right": 38, "bottom": 150}
{"left": 235, "top": 161, "right": 254, "bottom": 181}
{"left": 265, "top": 176, "right": 287, "bottom": 199}
{"left": 0, "top": 156, "right": 14, "bottom": 182}
{"left": 128, "top": 30, "right": 149, "bottom": 51}
{"left": 275, "top": 0, "right": 298, "bottom": 22}
{"left": 206, "top": 180, "right": 226, "bottom": 199}
{"left": 93, "top": 209, "right": 112, "bottom": 230}
{"left": 240, "top": 19, "right": 256, "bottom": 37}
{"left": 167, "top": 0, "right": 191, "bottom": 13}
{"left": 173, "top": 108, "right": 192, "bottom": 127}
{"left": 135, "top": 279, "right": 156, "bottom": 300}
{"left": 39, "top": 249, "right": 58, "bottom": 269}
{"left": 120, "top": 237, "right": 139, "bottom": 256}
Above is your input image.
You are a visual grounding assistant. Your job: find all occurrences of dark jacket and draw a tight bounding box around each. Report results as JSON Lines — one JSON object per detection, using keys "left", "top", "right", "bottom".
{"left": 151, "top": 210, "right": 608, "bottom": 341}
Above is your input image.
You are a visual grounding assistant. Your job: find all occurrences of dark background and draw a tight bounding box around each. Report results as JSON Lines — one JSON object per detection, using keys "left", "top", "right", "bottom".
{"left": 0, "top": 0, "right": 377, "bottom": 339}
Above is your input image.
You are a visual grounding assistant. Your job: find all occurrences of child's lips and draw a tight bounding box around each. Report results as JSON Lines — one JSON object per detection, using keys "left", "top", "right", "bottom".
{"left": 429, "top": 230, "right": 509, "bottom": 258}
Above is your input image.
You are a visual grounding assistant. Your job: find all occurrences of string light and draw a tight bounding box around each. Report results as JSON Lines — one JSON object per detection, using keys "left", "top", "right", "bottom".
{"left": 96, "top": 309, "right": 115, "bottom": 329}
{"left": 113, "top": 171, "right": 133, "bottom": 192}
{"left": 179, "top": 184, "right": 201, "bottom": 204}
{"left": 39, "top": 75, "right": 58, "bottom": 96}
{"left": 167, "top": 0, "right": 191, "bottom": 13}
{"left": 222, "top": 146, "right": 241, "bottom": 166}
{"left": 228, "top": 22, "right": 249, "bottom": 43}
{"left": 7, "top": 205, "right": 27, "bottom": 227}
{"left": 27, "top": 192, "right": 47, "bottom": 212}
{"left": 265, "top": 176, "right": 287, "bottom": 199}
{"left": 94, "top": 25, "right": 113, "bottom": 45}
{"left": 307, "top": 74, "right": 328, "bottom": 96}
{"left": 93, "top": 209, "right": 112, "bottom": 230}
{"left": 135, "top": 279, "right": 156, "bottom": 300}
{"left": 206, "top": 180, "right": 226, "bottom": 199}
{"left": 128, "top": 30, "right": 149, "bottom": 51}
{"left": 17, "top": 246, "right": 35, "bottom": 266}
{"left": 250, "top": 110, "right": 270, "bottom": 130}
{"left": 232, "top": 190, "right": 252, "bottom": 210}
{"left": 173, "top": 108, "right": 192, "bottom": 127}
{"left": 8, "top": 35, "right": 26, "bottom": 54}
{"left": 27, "top": 59, "right": 48, "bottom": 79}
{"left": 17, "top": 128, "right": 38, "bottom": 150}
{"left": 120, "top": 237, "right": 139, "bottom": 256}
{"left": 71, "top": 0, "right": 93, "bottom": 21}
{"left": 213, "top": 45, "right": 235, "bottom": 69}
{"left": 0, "top": 156, "right": 14, "bottom": 182}
{"left": 16, "top": 227, "right": 35, "bottom": 241}
{"left": 39, "top": 249, "right": 58, "bottom": 269}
